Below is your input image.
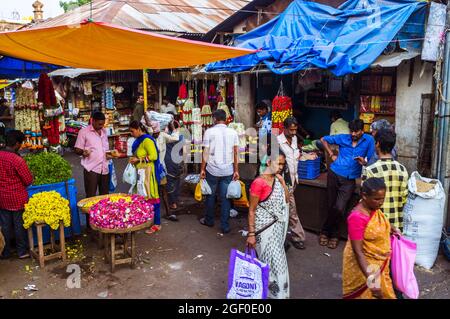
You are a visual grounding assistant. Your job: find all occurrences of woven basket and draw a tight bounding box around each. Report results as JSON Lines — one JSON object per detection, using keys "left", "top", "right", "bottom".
{"left": 77, "top": 193, "right": 130, "bottom": 214}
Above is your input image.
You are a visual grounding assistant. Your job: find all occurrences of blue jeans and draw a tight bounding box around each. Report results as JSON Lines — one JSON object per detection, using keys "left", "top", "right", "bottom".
{"left": 0, "top": 209, "right": 29, "bottom": 258}
{"left": 204, "top": 171, "right": 233, "bottom": 232}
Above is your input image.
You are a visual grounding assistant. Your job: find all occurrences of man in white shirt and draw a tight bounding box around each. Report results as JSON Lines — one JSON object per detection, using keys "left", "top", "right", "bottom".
{"left": 277, "top": 117, "right": 306, "bottom": 249}
{"left": 160, "top": 97, "right": 177, "bottom": 114}
{"left": 200, "top": 109, "right": 240, "bottom": 234}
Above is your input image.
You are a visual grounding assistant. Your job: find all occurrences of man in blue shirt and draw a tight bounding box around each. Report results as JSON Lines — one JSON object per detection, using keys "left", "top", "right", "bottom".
{"left": 319, "top": 119, "right": 375, "bottom": 249}
{"left": 256, "top": 101, "right": 272, "bottom": 140}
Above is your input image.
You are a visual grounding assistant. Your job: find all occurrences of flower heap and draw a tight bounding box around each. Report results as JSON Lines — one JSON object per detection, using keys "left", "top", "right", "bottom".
{"left": 23, "top": 191, "right": 71, "bottom": 230}
{"left": 271, "top": 95, "right": 293, "bottom": 135}
{"left": 89, "top": 194, "right": 154, "bottom": 230}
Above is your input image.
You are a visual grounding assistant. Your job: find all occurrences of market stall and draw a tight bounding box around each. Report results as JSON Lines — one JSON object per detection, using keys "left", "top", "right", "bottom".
{"left": 247, "top": 66, "right": 401, "bottom": 234}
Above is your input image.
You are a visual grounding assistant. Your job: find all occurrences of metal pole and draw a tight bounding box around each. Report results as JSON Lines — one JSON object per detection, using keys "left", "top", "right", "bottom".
{"left": 438, "top": 6, "right": 450, "bottom": 183}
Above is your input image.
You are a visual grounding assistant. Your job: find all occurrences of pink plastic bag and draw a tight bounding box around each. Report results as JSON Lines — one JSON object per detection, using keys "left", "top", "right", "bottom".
{"left": 390, "top": 235, "right": 419, "bottom": 299}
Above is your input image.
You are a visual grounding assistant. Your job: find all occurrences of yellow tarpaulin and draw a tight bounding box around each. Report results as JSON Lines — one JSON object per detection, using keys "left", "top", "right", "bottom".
{"left": 0, "top": 21, "right": 253, "bottom": 70}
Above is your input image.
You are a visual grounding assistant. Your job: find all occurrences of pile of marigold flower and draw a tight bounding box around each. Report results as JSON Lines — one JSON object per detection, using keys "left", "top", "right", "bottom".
{"left": 23, "top": 191, "right": 71, "bottom": 229}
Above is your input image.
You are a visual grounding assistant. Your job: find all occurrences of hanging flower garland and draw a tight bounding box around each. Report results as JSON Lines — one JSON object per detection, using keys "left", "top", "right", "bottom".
{"left": 271, "top": 81, "right": 293, "bottom": 135}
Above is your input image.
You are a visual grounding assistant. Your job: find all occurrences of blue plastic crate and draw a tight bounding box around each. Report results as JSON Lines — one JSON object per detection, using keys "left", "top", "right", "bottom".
{"left": 298, "top": 157, "right": 321, "bottom": 180}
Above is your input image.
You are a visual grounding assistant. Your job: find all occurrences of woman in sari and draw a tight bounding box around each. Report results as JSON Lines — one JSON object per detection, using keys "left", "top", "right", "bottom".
{"left": 343, "top": 177, "right": 399, "bottom": 299}
{"left": 246, "top": 152, "right": 290, "bottom": 299}
{"left": 129, "top": 120, "right": 162, "bottom": 234}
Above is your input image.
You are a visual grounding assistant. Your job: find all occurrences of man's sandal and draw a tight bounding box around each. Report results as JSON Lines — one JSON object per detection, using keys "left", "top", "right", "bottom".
{"left": 319, "top": 234, "right": 329, "bottom": 246}
{"left": 327, "top": 238, "right": 339, "bottom": 249}
{"left": 166, "top": 214, "right": 178, "bottom": 222}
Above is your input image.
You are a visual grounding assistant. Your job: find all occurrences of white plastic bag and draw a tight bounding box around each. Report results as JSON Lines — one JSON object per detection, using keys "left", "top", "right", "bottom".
{"left": 136, "top": 168, "right": 148, "bottom": 197}
{"left": 185, "top": 174, "right": 200, "bottom": 184}
{"left": 227, "top": 180, "right": 242, "bottom": 199}
{"left": 201, "top": 179, "right": 212, "bottom": 195}
{"left": 123, "top": 163, "right": 137, "bottom": 193}
{"left": 403, "top": 171, "right": 445, "bottom": 269}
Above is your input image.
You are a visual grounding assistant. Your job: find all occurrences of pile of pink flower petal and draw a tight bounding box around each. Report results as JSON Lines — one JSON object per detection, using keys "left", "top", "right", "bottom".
{"left": 89, "top": 195, "right": 154, "bottom": 229}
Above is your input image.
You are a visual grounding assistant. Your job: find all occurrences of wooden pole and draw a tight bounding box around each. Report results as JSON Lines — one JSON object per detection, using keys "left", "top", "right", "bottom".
{"left": 143, "top": 69, "right": 148, "bottom": 112}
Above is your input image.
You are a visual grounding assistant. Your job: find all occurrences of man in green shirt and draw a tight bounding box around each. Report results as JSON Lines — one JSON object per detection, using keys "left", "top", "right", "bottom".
{"left": 329, "top": 111, "right": 350, "bottom": 135}
{"left": 132, "top": 95, "right": 145, "bottom": 122}
{"left": 303, "top": 111, "right": 349, "bottom": 152}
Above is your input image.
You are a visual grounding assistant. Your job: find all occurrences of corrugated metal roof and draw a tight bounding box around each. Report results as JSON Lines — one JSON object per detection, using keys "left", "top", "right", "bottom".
{"left": 28, "top": 0, "right": 249, "bottom": 34}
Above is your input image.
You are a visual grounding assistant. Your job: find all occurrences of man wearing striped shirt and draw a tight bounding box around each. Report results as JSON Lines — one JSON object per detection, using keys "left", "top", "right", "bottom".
{"left": 362, "top": 129, "right": 408, "bottom": 231}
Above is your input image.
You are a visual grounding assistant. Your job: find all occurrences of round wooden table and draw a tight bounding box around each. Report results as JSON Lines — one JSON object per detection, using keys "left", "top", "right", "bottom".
{"left": 91, "top": 220, "right": 154, "bottom": 273}
{"left": 77, "top": 194, "right": 130, "bottom": 249}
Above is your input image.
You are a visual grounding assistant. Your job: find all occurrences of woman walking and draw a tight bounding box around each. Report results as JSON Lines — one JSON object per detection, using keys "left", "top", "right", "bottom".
{"left": 343, "top": 177, "right": 397, "bottom": 299}
{"left": 128, "top": 120, "right": 162, "bottom": 234}
{"left": 246, "top": 152, "right": 290, "bottom": 299}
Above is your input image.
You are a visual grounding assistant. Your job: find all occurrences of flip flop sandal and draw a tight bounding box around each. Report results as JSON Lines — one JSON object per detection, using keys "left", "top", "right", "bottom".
{"left": 327, "top": 238, "right": 339, "bottom": 249}
{"left": 319, "top": 234, "right": 329, "bottom": 246}
{"left": 145, "top": 225, "right": 161, "bottom": 235}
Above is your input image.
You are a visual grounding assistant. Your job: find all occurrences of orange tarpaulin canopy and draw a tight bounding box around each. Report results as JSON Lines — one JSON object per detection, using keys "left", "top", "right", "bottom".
{"left": 0, "top": 21, "right": 253, "bottom": 70}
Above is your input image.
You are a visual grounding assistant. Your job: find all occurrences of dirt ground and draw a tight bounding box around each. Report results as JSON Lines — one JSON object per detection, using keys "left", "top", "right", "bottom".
{"left": 0, "top": 152, "right": 448, "bottom": 299}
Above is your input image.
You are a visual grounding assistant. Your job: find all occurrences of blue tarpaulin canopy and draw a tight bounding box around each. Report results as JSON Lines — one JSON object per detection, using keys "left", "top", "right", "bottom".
{"left": 0, "top": 56, "right": 61, "bottom": 79}
{"left": 206, "top": 0, "right": 427, "bottom": 76}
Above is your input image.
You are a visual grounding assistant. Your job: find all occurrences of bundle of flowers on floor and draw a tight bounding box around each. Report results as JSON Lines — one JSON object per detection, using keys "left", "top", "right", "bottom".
{"left": 89, "top": 194, "right": 154, "bottom": 229}
{"left": 23, "top": 191, "right": 71, "bottom": 229}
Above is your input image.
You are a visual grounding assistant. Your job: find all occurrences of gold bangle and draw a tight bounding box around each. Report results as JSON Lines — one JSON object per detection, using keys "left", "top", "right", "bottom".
{"left": 247, "top": 234, "right": 256, "bottom": 237}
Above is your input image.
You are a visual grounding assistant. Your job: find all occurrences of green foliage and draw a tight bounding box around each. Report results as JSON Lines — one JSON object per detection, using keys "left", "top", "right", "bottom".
{"left": 25, "top": 152, "right": 73, "bottom": 186}
{"left": 59, "top": 0, "right": 91, "bottom": 13}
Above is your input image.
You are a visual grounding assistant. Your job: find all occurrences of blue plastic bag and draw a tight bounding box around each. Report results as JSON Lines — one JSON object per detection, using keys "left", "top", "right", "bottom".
{"left": 226, "top": 248, "right": 269, "bottom": 299}
{"left": 109, "top": 160, "right": 117, "bottom": 192}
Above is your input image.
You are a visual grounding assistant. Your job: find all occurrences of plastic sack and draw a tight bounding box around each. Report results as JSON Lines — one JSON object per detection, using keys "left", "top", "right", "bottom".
{"left": 233, "top": 181, "right": 249, "bottom": 208}
{"left": 123, "top": 163, "right": 137, "bottom": 193}
{"left": 227, "top": 180, "right": 242, "bottom": 199}
{"left": 390, "top": 235, "right": 419, "bottom": 299}
{"left": 142, "top": 111, "right": 173, "bottom": 130}
{"left": 227, "top": 248, "right": 269, "bottom": 299}
{"left": 201, "top": 179, "right": 212, "bottom": 195}
{"left": 108, "top": 160, "right": 117, "bottom": 192}
{"left": 403, "top": 171, "right": 445, "bottom": 269}
{"left": 194, "top": 182, "right": 202, "bottom": 202}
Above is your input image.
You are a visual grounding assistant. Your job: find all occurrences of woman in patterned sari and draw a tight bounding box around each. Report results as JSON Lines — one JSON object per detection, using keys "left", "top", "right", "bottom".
{"left": 246, "top": 152, "right": 290, "bottom": 299}
{"left": 343, "top": 177, "right": 399, "bottom": 299}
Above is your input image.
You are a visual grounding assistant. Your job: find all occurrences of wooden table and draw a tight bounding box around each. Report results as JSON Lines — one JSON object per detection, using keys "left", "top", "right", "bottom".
{"left": 296, "top": 173, "right": 361, "bottom": 239}
{"left": 28, "top": 221, "right": 67, "bottom": 268}
{"left": 91, "top": 221, "right": 153, "bottom": 273}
